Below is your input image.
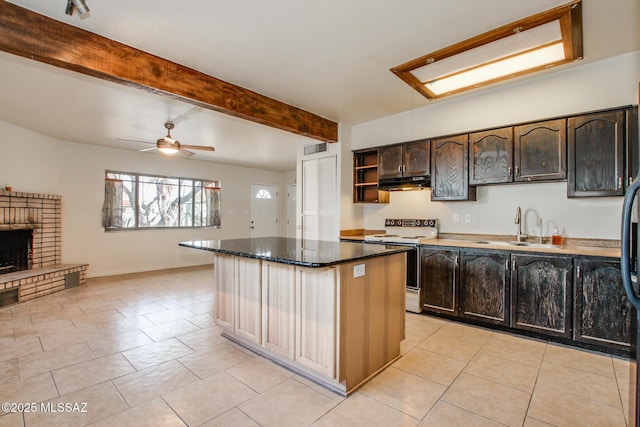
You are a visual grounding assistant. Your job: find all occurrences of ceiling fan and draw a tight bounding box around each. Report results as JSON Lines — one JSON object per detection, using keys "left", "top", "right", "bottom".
{"left": 119, "top": 123, "right": 215, "bottom": 157}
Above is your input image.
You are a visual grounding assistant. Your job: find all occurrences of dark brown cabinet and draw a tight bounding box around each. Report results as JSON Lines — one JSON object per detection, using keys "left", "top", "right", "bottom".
{"left": 514, "top": 118, "right": 567, "bottom": 182}
{"left": 567, "top": 109, "right": 628, "bottom": 197}
{"left": 511, "top": 254, "right": 572, "bottom": 338}
{"left": 459, "top": 250, "right": 510, "bottom": 325}
{"left": 378, "top": 144, "right": 403, "bottom": 179}
{"left": 421, "top": 248, "right": 459, "bottom": 316}
{"left": 419, "top": 244, "right": 632, "bottom": 353}
{"left": 469, "top": 127, "right": 513, "bottom": 185}
{"left": 353, "top": 149, "right": 389, "bottom": 203}
{"left": 378, "top": 140, "right": 430, "bottom": 180}
{"left": 573, "top": 258, "right": 633, "bottom": 350}
{"left": 431, "top": 134, "right": 476, "bottom": 201}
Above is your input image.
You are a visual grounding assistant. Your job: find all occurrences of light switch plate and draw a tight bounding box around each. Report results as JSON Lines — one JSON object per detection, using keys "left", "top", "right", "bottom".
{"left": 354, "top": 264, "right": 365, "bottom": 278}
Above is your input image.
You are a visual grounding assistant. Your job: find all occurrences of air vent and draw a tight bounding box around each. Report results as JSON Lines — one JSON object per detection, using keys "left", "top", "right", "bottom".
{"left": 65, "top": 272, "right": 80, "bottom": 289}
{"left": 304, "top": 143, "right": 327, "bottom": 155}
{"left": 0, "top": 288, "right": 18, "bottom": 307}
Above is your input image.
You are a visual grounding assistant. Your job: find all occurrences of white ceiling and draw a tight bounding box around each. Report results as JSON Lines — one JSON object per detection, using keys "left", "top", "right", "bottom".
{"left": 0, "top": 0, "right": 638, "bottom": 171}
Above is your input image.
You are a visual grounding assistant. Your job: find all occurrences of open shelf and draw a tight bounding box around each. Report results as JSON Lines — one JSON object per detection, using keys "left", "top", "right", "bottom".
{"left": 353, "top": 149, "right": 389, "bottom": 204}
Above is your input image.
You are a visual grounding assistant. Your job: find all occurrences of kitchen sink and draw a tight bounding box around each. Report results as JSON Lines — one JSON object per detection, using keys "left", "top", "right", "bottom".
{"left": 474, "top": 240, "right": 556, "bottom": 249}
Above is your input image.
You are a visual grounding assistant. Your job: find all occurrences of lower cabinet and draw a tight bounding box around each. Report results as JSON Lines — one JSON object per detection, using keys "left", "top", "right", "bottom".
{"left": 214, "top": 256, "right": 338, "bottom": 375}
{"left": 420, "top": 247, "right": 632, "bottom": 352}
{"left": 213, "top": 252, "right": 407, "bottom": 395}
{"left": 295, "top": 266, "right": 336, "bottom": 378}
{"left": 459, "top": 250, "right": 510, "bottom": 326}
{"left": 214, "top": 254, "right": 236, "bottom": 331}
{"left": 573, "top": 258, "right": 634, "bottom": 350}
{"left": 261, "top": 261, "right": 296, "bottom": 359}
{"left": 511, "top": 254, "right": 573, "bottom": 338}
{"left": 235, "top": 257, "right": 262, "bottom": 345}
{"left": 421, "top": 248, "right": 459, "bottom": 316}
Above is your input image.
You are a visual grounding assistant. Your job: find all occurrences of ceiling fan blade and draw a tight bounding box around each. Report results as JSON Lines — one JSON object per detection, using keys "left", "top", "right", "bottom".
{"left": 117, "top": 138, "right": 155, "bottom": 146}
{"left": 181, "top": 144, "right": 215, "bottom": 152}
{"left": 138, "top": 147, "right": 157, "bottom": 152}
{"left": 179, "top": 149, "right": 196, "bottom": 157}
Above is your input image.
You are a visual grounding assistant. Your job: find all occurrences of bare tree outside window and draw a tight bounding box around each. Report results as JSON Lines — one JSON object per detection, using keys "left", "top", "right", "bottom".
{"left": 103, "top": 172, "right": 220, "bottom": 230}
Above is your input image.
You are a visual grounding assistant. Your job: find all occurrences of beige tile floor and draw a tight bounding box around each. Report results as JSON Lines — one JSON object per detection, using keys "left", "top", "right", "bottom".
{"left": 0, "top": 265, "right": 635, "bottom": 426}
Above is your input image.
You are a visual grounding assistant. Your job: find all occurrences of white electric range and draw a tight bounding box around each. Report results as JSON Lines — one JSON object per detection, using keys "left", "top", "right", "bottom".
{"left": 364, "top": 219, "right": 438, "bottom": 313}
{"left": 364, "top": 218, "right": 438, "bottom": 244}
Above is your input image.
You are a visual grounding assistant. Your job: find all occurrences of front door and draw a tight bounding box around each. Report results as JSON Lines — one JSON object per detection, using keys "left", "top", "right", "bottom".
{"left": 250, "top": 184, "right": 279, "bottom": 238}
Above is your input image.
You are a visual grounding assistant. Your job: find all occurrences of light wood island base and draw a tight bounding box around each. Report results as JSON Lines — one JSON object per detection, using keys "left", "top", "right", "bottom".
{"left": 212, "top": 251, "right": 406, "bottom": 396}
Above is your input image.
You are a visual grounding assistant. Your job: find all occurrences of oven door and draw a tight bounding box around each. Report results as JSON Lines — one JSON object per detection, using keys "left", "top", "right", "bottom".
{"left": 404, "top": 246, "right": 422, "bottom": 313}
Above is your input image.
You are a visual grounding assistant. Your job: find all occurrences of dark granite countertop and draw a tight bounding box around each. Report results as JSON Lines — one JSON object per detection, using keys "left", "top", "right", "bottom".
{"left": 179, "top": 237, "right": 411, "bottom": 268}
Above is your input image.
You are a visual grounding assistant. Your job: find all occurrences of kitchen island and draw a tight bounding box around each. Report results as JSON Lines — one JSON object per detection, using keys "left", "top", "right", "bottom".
{"left": 179, "top": 237, "right": 409, "bottom": 396}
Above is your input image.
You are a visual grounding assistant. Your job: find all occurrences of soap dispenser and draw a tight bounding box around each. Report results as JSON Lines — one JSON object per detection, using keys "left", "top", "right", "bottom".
{"left": 552, "top": 226, "right": 563, "bottom": 246}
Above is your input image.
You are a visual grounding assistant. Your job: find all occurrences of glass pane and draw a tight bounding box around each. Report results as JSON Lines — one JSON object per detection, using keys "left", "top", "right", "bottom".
{"left": 193, "top": 181, "right": 203, "bottom": 227}
{"left": 179, "top": 179, "right": 194, "bottom": 227}
{"left": 138, "top": 176, "right": 180, "bottom": 227}
{"left": 106, "top": 173, "right": 137, "bottom": 228}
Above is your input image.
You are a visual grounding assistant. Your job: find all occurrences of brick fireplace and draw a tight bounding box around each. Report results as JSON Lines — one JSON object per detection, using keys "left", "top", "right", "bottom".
{"left": 0, "top": 189, "right": 87, "bottom": 304}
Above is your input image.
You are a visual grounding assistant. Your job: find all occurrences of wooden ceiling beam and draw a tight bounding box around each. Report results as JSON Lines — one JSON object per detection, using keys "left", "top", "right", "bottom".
{"left": 0, "top": 1, "right": 338, "bottom": 142}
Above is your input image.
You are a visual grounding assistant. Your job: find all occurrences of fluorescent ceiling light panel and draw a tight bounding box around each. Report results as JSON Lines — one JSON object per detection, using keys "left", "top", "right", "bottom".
{"left": 391, "top": 0, "right": 582, "bottom": 99}
{"left": 426, "top": 42, "right": 566, "bottom": 95}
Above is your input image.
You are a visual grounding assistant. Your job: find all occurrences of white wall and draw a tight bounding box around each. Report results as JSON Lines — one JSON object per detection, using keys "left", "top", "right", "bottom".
{"left": 345, "top": 51, "right": 640, "bottom": 240}
{"left": 0, "top": 121, "right": 293, "bottom": 277}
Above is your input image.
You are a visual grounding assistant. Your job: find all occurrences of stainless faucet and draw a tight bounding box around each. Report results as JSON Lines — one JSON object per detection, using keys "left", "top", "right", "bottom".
{"left": 538, "top": 217, "right": 543, "bottom": 244}
{"left": 515, "top": 207, "right": 528, "bottom": 242}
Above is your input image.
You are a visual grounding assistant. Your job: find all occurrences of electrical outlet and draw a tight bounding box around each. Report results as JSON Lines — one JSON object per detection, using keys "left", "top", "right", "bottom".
{"left": 464, "top": 213, "right": 472, "bottom": 223}
{"left": 453, "top": 213, "right": 460, "bottom": 223}
{"left": 354, "top": 264, "right": 365, "bottom": 278}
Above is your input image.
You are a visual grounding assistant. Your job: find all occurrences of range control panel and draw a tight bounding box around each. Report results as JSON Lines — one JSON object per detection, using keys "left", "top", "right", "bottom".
{"left": 384, "top": 218, "right": 438, "bottom": 227}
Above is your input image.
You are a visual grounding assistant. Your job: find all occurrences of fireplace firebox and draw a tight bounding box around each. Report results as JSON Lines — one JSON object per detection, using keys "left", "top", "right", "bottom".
{"left": 0, "top": 229, "right": 33, "bottom": 274}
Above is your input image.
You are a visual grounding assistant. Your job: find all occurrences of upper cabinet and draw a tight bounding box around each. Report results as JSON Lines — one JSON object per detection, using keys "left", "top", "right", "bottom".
{"left": 378, "top": 139, "right": 430, "bottom": 180}
{"left": 470, "top": 120, "right": 567, "bottom": 185}
{"left": 567, "top": 108, "right": 638, "bottom": 197}
{"left": 431, "top": 134, "right": 476, "bottom": 201}
{"left": 353, "top": 149, "right": 389, "bottom": 204}
{"left": 469, "top": 127, "right": 513, "bottom": 185}
{"left": 514, "top": 118, "right": 567, "bottom": 182}
{"left": 351, "top": 105, "right": 636, "bottom": 204}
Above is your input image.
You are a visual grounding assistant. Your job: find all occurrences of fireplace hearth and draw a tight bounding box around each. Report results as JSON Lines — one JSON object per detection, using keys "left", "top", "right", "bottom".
{"left": 0, "top": 229, "right": 32, "bottom": 274}
{"left": 0, "top": 189, "right": 88, "bottom": 305}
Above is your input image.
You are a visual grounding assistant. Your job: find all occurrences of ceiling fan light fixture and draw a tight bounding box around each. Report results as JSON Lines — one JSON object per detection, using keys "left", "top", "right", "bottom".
{"left": 391, "top": 0, "right": 582, "bottom": 99}
{"left": 156, "top": 123, "right": 180, "bottom": 154}
{"left": 157, "top": 146, "right": 179, "bottom": 155}
{"left": 157, "top": 139, "right": 180, "bottom": 155}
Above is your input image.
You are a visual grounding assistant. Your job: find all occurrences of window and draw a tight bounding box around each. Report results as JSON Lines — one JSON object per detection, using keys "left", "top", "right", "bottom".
{"left": 255, "top": 189, "right": 272, "bottom": 199}
{"left": 102, "top": 171, "right": 221, "bottom": 230}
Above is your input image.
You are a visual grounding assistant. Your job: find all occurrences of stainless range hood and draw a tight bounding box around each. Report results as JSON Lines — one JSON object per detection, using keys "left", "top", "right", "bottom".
{"left": 378, "top": 175, "right": 430, "bottom": 191}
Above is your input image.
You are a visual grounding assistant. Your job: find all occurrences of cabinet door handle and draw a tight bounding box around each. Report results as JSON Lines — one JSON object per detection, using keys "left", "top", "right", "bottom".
{"left": 512, "top": 260, "right": 516, "bottom": 271}
{"left": 505, "top": 259, "right": 510, "bottom": 270}
{"left": 398, "top": 165, "right": 402, "bottom": 173}
{"left": 618, "top": 176, "right": 623, "bottom": 189}
{"left": 403, "top": 164, "right": 406, "bottom": 173}
{"left": 454, "top": 256, "right": 459, "bottom": 267}
{"left": 508, "top": 166, "right": 512, "bottom": 176}
{"left": 576, "top": 266, "right": 581, "bottom": 278}
{"left": 515, "top": 165, "right": 520, "bottom": 176}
